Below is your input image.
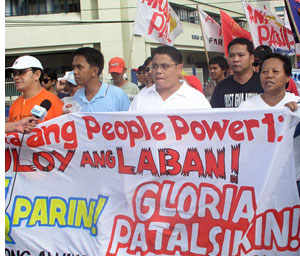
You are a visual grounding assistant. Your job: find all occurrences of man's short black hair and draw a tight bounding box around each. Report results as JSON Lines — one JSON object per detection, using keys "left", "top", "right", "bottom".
{"left": 42, "top": 67, "right": 58, "bottom": 81}
{"left": 228, "top": 38, "right": 254, "bottom": 55}
{"left": 255, "top": 45, "right": 272, "bottom": 54}
{"left": 137, "top": 65, "right": 144, "bottom": 73}
{"left": 151, "top": 45, "right": 182, "bottom": 64}
{"left": 143, "top": 57, "right": 152, "bottom": 67}
{"left": 73, "top": 47, "right": 104, "bottom": 75}
{"left": 209, "top": 56, "right": 229, "bottom": 71}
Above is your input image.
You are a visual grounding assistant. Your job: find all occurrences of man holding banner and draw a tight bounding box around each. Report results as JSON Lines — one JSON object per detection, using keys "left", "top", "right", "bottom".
{"left": 72, "top": 47, "right": 130, "bottom": 112}
{"left": 211, "top": 38, "right": 263, "bottom": 108}
{"left": 129, "top": 45, "right": 211, "bottom": 111}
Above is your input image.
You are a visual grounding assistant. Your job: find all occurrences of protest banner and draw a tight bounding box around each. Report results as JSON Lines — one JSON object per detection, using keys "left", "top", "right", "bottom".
{"left": 242, "top": 2, "right": 295, "bottom": 55}
{"left": 5, "top": 109, "right": 300, "bottom": 255}
{"left": 198, "top": 9, "right": 224, "bottom": 53}
{"left": 220, "top": 10, "right": 252, "bottom": 57}
{"left": 133, "top": 0, "right": 183, "bottom": 46}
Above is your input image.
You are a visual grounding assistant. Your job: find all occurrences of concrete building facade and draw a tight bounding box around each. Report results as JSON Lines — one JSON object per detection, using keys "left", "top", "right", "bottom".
{"left": 5, "top": 0, "right": 285, "bottom": 83}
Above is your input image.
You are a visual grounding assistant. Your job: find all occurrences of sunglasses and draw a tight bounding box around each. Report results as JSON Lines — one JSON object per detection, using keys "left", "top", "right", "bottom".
{"left": 143, "top": 67, "right": 150, "bottom": 73}
{"left": 11, "top": 68, "right": 32, "bottom": 78}
{"left": 41, "top": 78, "right": 52, "bottom": 84}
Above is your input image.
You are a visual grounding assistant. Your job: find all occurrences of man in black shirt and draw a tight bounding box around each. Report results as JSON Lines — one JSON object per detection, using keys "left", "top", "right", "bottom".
{"left": 210, "top": 38, "right": 263, "bottom": 108}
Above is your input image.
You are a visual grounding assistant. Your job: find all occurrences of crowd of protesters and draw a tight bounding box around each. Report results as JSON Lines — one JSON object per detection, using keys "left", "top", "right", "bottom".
{"left": 5, "top": 37, "right": 300, "bottom": 196}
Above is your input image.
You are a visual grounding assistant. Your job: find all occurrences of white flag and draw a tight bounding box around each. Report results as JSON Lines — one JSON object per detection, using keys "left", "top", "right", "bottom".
{"left": 242, "top": 1, "right": 295, "bottom": 55}
{"left": 198, "top": 8, "right": 224, "bottom": 53}
{"left": 133, "top": 0, "right": 183, "bottom": 46}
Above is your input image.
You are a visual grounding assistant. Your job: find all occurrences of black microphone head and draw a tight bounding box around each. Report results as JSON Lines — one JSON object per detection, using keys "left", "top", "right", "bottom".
{"left": 40, "top": 99, "right": 52, "bottom": 111}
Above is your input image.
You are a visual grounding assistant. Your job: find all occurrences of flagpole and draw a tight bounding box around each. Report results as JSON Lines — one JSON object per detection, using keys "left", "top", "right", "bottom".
{"left": 197, "top": 6, "right": 210, "bottom": 72}
{"left": 295, "top": 46, "right": 298, "bottom": 69}
{"left": 127, "top": 33, "right": 135, "bottom": 81}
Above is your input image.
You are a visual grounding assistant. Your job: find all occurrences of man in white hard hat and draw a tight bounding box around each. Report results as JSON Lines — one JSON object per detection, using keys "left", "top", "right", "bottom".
{"left": 6, "top": 55, "right": 63, "bottom": 122}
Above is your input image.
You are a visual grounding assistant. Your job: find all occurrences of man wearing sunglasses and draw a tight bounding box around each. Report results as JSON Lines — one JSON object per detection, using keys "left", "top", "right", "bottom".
{"left": 129, "top": 45, "right": 211, "bottom": 111}
{"left": 6, "top": 55, "right": 63, "bottom": 122}
{"left": 142, "top": 57, "right": 154, "bottom": 88}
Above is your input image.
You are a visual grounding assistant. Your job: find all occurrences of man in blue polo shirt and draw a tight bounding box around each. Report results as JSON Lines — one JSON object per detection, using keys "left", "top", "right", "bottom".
{"left": 72, "top": 47, "right": 130, "bottom": 112}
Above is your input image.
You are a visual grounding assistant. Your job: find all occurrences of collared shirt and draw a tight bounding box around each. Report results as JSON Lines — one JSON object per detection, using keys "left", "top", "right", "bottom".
{"left": 129, "top": 81, "right": 211, "bottom": 111}
{"left": 73, "top": 81, "right": 130, "bottom": 112}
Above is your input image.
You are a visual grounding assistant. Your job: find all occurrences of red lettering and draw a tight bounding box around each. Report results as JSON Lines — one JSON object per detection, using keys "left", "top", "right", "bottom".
{"left": 136, "top": 116, "right": 151, "bottom": 141}
{"left": 61, "top": 121, "right": 77, "bottom": 149}
{"left": 158, "top": 149, "right": 167, "bottom": 175}
{"left": 117, "top": 147, "right": 135, "bottom": 174}
{"left": 51, "top": 150, "right": 75, "bottom": 172}
{"left": 201, "top": 120, "right": 230, "bottom": 140}
{"left": 230, "top": 144, "right": 240, "bottom": 184}
{"left": 33, "top": 151, "right": 55, "bottom": 172}
{"left": 261, "top": 113, "right": 275, "bottom": 142}
{"left": 258, "top": 25, "right": 270, "bottom": 45}
{"left": 124, "top": 120, "right": 144, "bottom": 147}
{"left": 93, "top": 151, "right": 106, "bottom": 168}
{"left": 205, "top": 147, "right": 225, "bottom": 179}
{"left": 5, "top": 132, "right": 21, "bottom": 146}
{"left": 114, "top": 121, "right": 128, "bottom": 140}
{"left": 162, "top": 148, "right": 181, "bottom": 175}
{"left": 82, "top": 116, "right": 100, "bottom": 139}
{"left": 151, "top": 122, "right": 166, "bottom": 140}
{"left": 229, "top": 121, "right": 244, "bottom": 141}
{"left": 231, "top": 144, "right": 240, "bottom": 174}
{"left": 102, "top": 122, "right": 115, "bottom": 140}
{"left": 190, "top": 121, "right": 205, "bottom": 141}
{"left": 137, "top": 148, "right": 158, "bottom": 176}
{"left": 42, "top": 124, "right": 60, "bottom": 145}
{"left": 243, "top": 119, "right": 259, "bottom": 141}
{"left": 148, "top": 12, "right": 164, "bottom": 35}
{"left": 182, "top": 148, "right": 204, "bottom": 177}
{"left": 80, "top": 151, "right": 94, "bottom": 167}
{"left": 168, "top": 116, "right": 189, "bottom": 140}
{"left": 26, "top": 128, "right": 45, "bottom": 147}
{"left": 106, "top": 150, "right": 115, "bottom": 168}
{"left": 5, "top": 148, "right": 11, "bottom": 172}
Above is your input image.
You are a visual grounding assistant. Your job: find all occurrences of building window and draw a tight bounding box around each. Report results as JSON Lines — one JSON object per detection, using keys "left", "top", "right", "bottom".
{"left": 275, "top": 6, "right": 284, "bottom": 12}
{"left": 170, "top": 4, "right": 199, "bottom": 24}
{"left": 5, "top": 0, "right": 80, "bottom": 16}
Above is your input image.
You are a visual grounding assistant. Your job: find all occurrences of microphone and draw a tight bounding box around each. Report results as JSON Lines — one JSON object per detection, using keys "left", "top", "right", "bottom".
{"left": 30, "top": 100, "right": 52, "bottom": 121}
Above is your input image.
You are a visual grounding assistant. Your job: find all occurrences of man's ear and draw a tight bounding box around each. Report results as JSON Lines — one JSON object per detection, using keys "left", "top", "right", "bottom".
{"left": 35, "top": 70, "right": 42, "bottom": 81}
{"left": 123, "top": 67, "right": 127, "bottom": 73}
{"left": 177, "top": 63, "right": 183, "bottom": 73}
{"left": 91, "top": 66, "right": 99, "bottom": 77}
{"left": 250, "top": 54, "right": 254, "bottom": 64}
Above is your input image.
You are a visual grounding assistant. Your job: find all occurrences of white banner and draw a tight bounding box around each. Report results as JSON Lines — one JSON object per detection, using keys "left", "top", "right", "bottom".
{"left": 242, "top": 2, "right": 295, "bottom": 55}
{"left": 5, "top": 109, "right": 300, "bottom": 255}
{"left": 133, "top": 0, "right": 183, "bottom": 46}
{"left": 198, "top": 8, "right": 224, "bottom": 53}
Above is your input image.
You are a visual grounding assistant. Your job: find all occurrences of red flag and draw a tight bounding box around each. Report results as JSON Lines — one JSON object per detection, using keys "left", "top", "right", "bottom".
{"left": 220, "top": 10, "right": 252, "bottom": 57}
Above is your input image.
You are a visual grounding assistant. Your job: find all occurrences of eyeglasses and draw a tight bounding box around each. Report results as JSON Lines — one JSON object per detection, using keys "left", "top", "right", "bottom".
{"left": 151, "top": 63, "right": 178, "bottom": 71}
{"left": 143, "top": 67, "right": 151, "bottom": 73}
{"left": 41, "top": 78, "right": 52, "bottom": 84}
{"left": 11, "top": 68, "right": 32, "bottom": 78}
